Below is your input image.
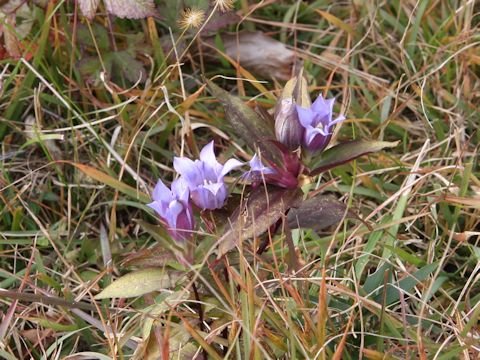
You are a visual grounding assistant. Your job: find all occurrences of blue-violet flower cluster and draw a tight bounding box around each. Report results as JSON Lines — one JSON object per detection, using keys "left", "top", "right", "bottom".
{"left": 147, "top": 80, "right": 345, "bottom": 243}
{"left": 148, "top": 141, "right": 268, "bottom": 242}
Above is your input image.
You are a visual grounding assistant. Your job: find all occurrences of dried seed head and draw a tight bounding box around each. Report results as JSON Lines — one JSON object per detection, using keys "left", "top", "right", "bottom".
{"left": 178, "top": 8, "right": 205, "bottom": 29}
{"left": 213, "top": 0, "right": 234, "bottom": 12}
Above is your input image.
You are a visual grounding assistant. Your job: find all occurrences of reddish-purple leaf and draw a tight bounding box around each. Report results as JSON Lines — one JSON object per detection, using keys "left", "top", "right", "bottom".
{"left": 261, "top": 140, "right": 300, "bottom": 189}
{"left": 287, "top": 194, "right": 348, "bottom": 231}
{"left": 207, "top": 80, "right": 281, "bottom": 165}
{"left": 218, "top": 186, "right": 302, "bottom": 257}
{"left": 309, "top": 140, "right": 399, "bottom": 176}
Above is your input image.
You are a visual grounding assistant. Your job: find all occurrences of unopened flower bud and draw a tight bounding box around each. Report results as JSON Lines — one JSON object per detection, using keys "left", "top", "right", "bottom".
{"left": 274, "top": 98, "right": 303, "bottom": 150}
{"left": 274, "top": 75, "right": 310, "bottom": 150}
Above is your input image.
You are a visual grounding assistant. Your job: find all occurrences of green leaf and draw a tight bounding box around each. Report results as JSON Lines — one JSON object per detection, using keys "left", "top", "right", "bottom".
{"left": 77, "top": 54, "right": 113, "bottom": 83}
{"left": 76, "top": 23, "right": 109, "bottom": 50}
{"left": 94, "top": 269, "right": 183, "bottom": 299}
{"left": 287, "top": 194, "right": 347, "bottom": 231}
{"left": 374, "top": 262, "right": 438, "bottom": 305}
{"left": 385, "top": 245, "right": 425, "bottom": 266}
{"left": 0, "top": 350, "right": 19, "bottom": 360}
{"left": 309, "top": 140, "right": 399, "bottom": 176}
{"left": 363, "top": 262, "right": 391, "bottom": 295}
{"left": 355, "top": 227, "right": 386, "bottom": 279}
{"left": 112, "top": 51, "right": 146, "bottom": 83}
{"left": 207, "top": 80, "right": 280, "bottom": 164}
{"left": 27, "top": 317, "right": 78, "bottom": 331}
{"left": 218, "top": 186, "right": 302, "bottom": 257}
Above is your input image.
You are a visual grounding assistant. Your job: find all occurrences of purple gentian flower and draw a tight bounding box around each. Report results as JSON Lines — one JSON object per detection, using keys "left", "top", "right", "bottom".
{"left": 147, "top": 177, "right": 194, "bottom": 243}
{"left": 244, "top": 154, "right": 276, "bottom": 180}
{"left": 173, "top": 141, "right": 243, "bottom": 210}
{"left": 296, "top": 95, "right": 346, "bottom": 152}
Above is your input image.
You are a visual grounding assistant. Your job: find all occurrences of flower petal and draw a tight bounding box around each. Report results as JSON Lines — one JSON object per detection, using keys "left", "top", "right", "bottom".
{"left": 307, "top": 95, "right": 333, "bottom": 126}
{"left": 166, "top": 200, "right": 184, "bottom": 229}
{"left": 249, "top": 154, "right": 275, "bottom": 174}
{"left": 191, "top": 183, "right": 227, "bottom": 210}
{"left": 249, "top": 154, "right": 262, "bottom": 171}
{"left": 243, "top": 154, "right": 277, "bottom": 181}
{"left": 329, "top": 114, "right": 346, "bottom": 127}
{"left": 173, "top": 157, "right": 202, "bottom": 187}
{"left": 324, "top": 98, "right": 335, "bottom": 123}
{"left": 171, "top": 177, "right": 190, "bottom": 203}
{"left": 203, "top": 182, "right": 224, "bottom": 195}
{"left": 191, "top": 187, "right": 212, "bottom": 209}
{"left": 296, "top": 105, "right": 315, "bottom": 127}
{"left": 184, "top": 202, "right": 194, "bottom": 228}
{"left": 204, "top": 183, "right": 228, "bottom": 209}
{"left": 220, "top": 158, "right": 244, "bottom": 179}
{"left": 147, "top": 201, "right": 164, "bottom": 217}
{"left": 304, "top": 126, "right": 329, "bottom": 148}
{"left": 199, "top": 141, "right": 223, "bottom": 176}
{"left": 304, "top": 128, "right": 332, "bottom": 151}
{"left": 173, "top": 207, "right": 194, "bottom": 242}
{"left": 311, "top": 94, "right": 327, "bottom": 113}
{"left": 151, "top": 179, "right": 173, "bottom": 204}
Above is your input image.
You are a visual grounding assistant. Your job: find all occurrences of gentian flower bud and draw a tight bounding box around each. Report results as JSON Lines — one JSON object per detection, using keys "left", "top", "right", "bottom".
{"left": 244, "top": 144, "right": 300, "bottom": 189}
{"left": 249, "top": 154, "right": 276, "bottom": 175}
{"left": 173, "top": 141, "right": 243, "bottom": 210}
{"left": 274, "top": 76, "right": 307, "bottom": 150}
{"left": 244, "top": 153, "right": 276, "bottom": 181}
{"left": 296, "top": 95, "right": 345, "bottom": 152}
{"left": 274, "top": 98, "right": 303, "bottom": 150}
{"left": 147, "top": 178, "right": 194, "bottom": 243}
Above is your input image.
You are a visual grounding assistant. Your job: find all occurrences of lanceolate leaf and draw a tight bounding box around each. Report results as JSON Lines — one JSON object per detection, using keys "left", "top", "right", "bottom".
{"left": 373, "top": 262, "right": 438, "bottom": 306}
{"left": 207, "top": 80, "right": 280, "bottom": 165}
{"left": 94, "top": 269, "right": 183, "bottom": 299}
{"left": 287, "top": 194, "right": 348, "bottom": 231}
{"left": 218, "top": 186, "right": 302, "bottom": 257}
{"left": 309, "top": 140, "right": 399, "bottom": 176}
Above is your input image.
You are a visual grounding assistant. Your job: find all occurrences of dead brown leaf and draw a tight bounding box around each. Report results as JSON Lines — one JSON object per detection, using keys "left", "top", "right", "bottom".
{"left": 206, "top": 31, "right": 296, "bottom": 81}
